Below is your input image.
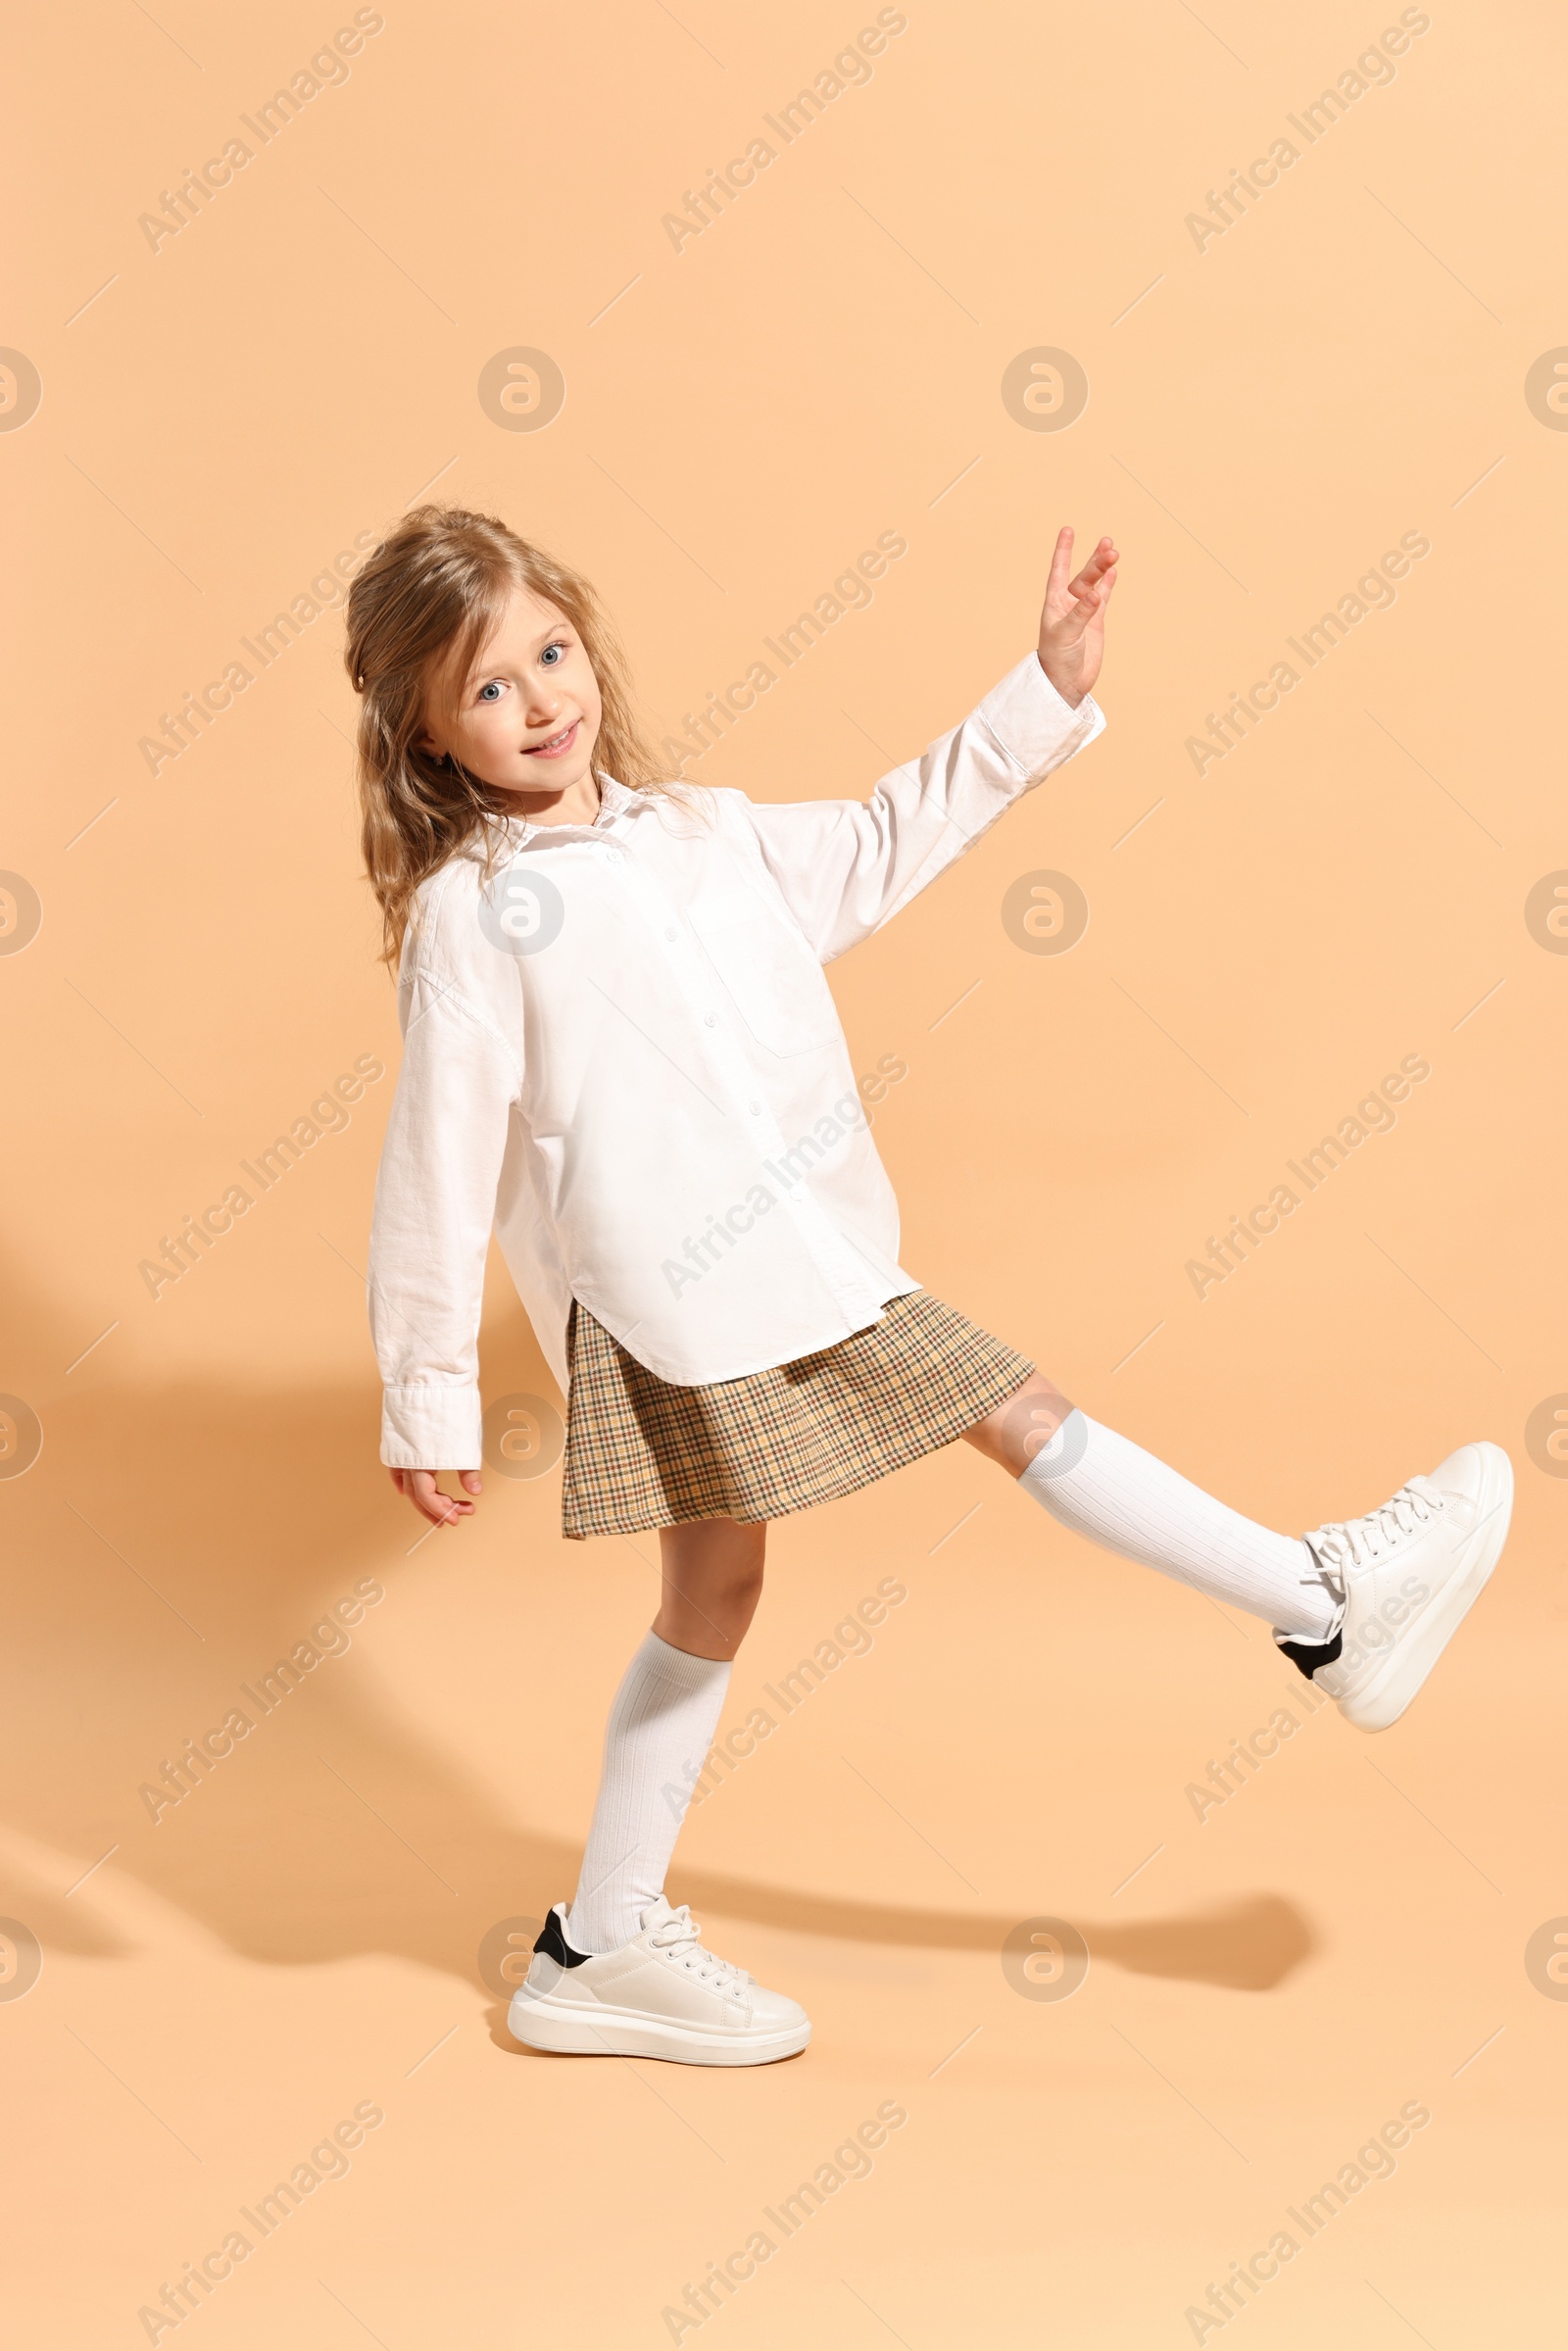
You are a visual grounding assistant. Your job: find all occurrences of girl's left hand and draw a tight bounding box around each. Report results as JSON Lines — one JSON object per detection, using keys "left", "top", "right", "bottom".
{"left": 1037, "top": 527, "right": 1118, "bottom": 708}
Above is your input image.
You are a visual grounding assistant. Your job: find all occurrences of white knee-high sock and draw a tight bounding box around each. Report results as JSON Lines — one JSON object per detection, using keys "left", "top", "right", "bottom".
{"left": 565, "top": 1631, "right": 731, "bottom": 1955}
{"left": 1021, "top": 1411, "right": 1340, "bottom": 1641}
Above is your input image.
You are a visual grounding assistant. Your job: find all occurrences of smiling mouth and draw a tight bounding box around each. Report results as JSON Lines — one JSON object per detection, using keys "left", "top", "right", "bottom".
{"left": 522, "top": 719, "right": 579, "bottom": 759}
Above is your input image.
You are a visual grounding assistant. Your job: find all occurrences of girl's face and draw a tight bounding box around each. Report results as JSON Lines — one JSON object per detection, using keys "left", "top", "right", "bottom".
{"left": 419, "top": 584, "right": 604, "bottom": 819}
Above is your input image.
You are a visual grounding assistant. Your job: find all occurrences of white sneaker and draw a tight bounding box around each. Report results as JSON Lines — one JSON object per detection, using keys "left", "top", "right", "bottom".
{"left": 1274, "top": 1442, "right": 1512, "bottom": 1732}
{"left": 507, "top": 1898, "right": 811, "bottom": 2066}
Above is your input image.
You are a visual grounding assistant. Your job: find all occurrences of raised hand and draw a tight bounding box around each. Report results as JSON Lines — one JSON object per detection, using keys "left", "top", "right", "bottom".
{"left": 1036, "top": 527, "right": 1118, "bottom": 708}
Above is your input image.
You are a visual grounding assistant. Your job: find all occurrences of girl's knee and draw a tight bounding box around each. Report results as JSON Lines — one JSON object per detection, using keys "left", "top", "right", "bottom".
{"left": 714, "top": 1556, "right": 765, "bottom": 1630}
{"left": 656, "top": 1519, "right": 765, "bottom": 1656}
{"left": 963, "top": 1376, "right": 1075, "bottom": 1476}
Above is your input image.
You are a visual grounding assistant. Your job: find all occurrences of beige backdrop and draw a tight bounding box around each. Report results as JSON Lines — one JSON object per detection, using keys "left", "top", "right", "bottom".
{"left": 5, "top": 1, "right": 1565, "bottom": 2344}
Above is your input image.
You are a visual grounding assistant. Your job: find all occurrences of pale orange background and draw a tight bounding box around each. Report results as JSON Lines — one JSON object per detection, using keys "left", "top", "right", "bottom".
{"left": 4, "top": 2, "right": 1565, "bottom": 2344}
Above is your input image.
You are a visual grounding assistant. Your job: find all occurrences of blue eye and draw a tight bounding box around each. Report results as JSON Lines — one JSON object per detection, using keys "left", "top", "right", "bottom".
{"left": 541, "top": 642, "right": 565, "bottom": 665}
{"left": 477, "top": 680, "right": 505, "bottom": 703}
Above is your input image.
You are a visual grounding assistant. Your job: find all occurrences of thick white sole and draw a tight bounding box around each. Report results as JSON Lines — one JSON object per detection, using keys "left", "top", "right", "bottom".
{"left": 1338, "top": 1444, "right": 1512, "bottom": 1732}
{"left": 507, "top": 1986, "right": 811, "bottom": 2066}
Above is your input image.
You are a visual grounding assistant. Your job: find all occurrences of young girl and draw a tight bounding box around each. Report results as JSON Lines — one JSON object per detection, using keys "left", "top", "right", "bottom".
{"left": 347, "top": 507, "right": 1511, "bottom": 2068}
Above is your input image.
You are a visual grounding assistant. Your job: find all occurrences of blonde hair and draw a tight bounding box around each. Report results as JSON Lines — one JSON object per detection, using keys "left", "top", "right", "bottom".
{"left": 344, "top": 505, "right": 672, "bottom": 964}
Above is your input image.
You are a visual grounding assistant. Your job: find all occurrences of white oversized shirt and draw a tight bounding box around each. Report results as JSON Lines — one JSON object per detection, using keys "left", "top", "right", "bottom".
{"left": 368, "top": 653, "right": 1104, "bottom": 1467}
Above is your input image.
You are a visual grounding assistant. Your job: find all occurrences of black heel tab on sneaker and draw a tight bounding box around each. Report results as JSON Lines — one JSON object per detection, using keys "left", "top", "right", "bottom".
{"left": 1277, "top": 1629, "right": 1343, "bottom": 1684}
{"left": 535, "top": 1908, "right": 591, "bottom": 1968}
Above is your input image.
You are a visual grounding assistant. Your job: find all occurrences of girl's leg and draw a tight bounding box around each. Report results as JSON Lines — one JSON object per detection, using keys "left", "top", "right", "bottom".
{"left": 564, "top": 1518, "right": 765, "bottom": 1955}
{"left": 963, "top": 1374, "right": 1339, "bottom": 1641}
{"left": 651, "top": 1515, "right": 766, "bottom": 1660}
{"left": 516, "top": 1516, "right": 809, "bottom": 2062}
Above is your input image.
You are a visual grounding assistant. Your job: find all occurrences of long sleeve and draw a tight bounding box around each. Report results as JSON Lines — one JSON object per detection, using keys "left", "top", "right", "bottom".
{"left": 368, "top": 956, "right": 523, "bottom": 1469}
{"left": 741, "top": 653, "right": 1104, "bottom": 961}
{"left": 355, "top": 663, "right": 1104, "bottom": 1406}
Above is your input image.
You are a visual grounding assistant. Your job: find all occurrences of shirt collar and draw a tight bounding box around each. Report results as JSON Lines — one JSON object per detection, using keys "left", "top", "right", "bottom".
{"left": 594, "top": 773, "right": 638, "bottom": 824}
{"left": 493, "top": 770, "right": 641, "bottom": 849}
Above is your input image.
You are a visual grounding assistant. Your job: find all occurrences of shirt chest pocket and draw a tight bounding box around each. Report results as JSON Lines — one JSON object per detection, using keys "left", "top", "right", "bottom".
{"left": 685, "top": 887, "right": 843, "bottom": 1057}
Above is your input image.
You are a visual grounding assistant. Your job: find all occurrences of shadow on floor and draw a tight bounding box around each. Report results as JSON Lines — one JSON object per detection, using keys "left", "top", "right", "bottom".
{"left": 4, "top": 1255, "right": 1315, "bottom": 2004}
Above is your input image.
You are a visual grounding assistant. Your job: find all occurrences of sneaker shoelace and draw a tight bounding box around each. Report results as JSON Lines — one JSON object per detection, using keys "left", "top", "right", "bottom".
{"left": 1306, "top": 1478, "right": 1444, "bottom": 1580}
{"left": 648, "top": 1906, "right": 752, "bottom": 1996}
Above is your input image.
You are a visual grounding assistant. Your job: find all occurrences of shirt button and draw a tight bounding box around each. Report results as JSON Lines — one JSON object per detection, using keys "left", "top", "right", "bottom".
{"left": 664, "top": 926, "right": 678, "bottom": 942}
{"left": 704, "top": 1014, "right": 716, "bottom": 1028}
{"left": 749, "top": 1100, "right": 761, "bottom": 1114}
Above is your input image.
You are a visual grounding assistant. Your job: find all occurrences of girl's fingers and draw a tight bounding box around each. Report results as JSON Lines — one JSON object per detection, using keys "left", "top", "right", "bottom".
{"left": 1053, "top": 594, "right": 1099, "bottom": 645}
{"left": 1066, "top": 542, "right": 1117, "bottom": 598}
{"left": 1044, "top": 525, "right": 1075, "bottom": 602}
{"left": 1053, "top": 563, "right": 1119, "bottom": 644}
{"left": 390, "top": 1464, "right": 476, "bottom": 1525}
{"left": 409, "top": 1469, "right": 474, "bottom": 1525}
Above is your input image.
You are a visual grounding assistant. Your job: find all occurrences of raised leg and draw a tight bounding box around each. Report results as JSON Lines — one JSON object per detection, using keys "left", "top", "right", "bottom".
{"left": 963, "top": 1376, "right": 1338, "bottom": 1641}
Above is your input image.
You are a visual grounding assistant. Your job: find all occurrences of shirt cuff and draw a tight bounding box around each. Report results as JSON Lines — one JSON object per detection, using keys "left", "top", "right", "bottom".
{"left": 380, "top": 1382, "right": 484, "bottom": 1471}
{"left": 975, "top": 652, "right": 1106, "bottom": 780}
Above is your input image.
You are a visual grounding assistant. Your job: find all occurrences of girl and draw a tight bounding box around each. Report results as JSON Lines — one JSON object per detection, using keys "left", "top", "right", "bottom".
{"left": 347, "top": 507, "right": 1511, "bottom": 2069}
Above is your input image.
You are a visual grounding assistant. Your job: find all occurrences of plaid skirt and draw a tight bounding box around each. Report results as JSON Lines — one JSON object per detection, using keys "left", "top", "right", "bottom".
{"left": 560, "top": 1289, "right": 1034, "bottom": 1539}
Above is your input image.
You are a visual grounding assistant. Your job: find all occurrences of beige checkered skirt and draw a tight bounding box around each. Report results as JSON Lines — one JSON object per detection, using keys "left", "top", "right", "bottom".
{"left": 560, "top": 1289, "right": 1034, "bottom": 1540}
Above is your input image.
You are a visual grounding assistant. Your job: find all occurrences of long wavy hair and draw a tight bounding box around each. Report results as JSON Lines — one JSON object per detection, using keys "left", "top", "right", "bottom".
{"left": 344, "top": 505, "right": 673, "bottom": 965}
